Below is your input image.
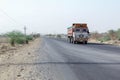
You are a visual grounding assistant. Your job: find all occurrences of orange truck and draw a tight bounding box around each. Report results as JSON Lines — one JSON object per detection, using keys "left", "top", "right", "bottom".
{"left": 67, "top": 23, "right": 90, "bottom": 44}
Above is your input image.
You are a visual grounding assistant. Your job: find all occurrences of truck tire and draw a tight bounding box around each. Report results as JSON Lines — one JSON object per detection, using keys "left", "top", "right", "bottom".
{"left": 72, "top": 38, "right": 76, "bottom": 44}
{"left": 84, "top": 41, "right": 88, "bottom": 44}
{"left": 69, "top": 38, "right": 72, "bottom": 43}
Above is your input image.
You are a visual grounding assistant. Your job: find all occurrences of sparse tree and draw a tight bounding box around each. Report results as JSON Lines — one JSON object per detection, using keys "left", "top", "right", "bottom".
{"left": 90, "top": 31, "right": 100, "bottom": 40}
{"left": 108, "top": 30, "right": 117, "bottom": 40}
{"left": 116, "top": 29, "right": 120, "bottom": 40}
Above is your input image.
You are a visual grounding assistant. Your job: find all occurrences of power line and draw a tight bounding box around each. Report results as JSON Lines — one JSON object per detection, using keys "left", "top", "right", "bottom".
{"left": 0, "top": 8, "right": 23, "bottom": 26}
{"left": 0, "top": 8, "right": 28, "bottom": 34}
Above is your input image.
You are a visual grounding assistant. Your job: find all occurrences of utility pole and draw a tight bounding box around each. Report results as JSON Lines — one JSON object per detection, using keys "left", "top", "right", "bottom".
{"left": 24, "top": 26, "right": 27, "bottom": 44}
{"left": 24, "top": 26, "right": 26, "bottom": 36}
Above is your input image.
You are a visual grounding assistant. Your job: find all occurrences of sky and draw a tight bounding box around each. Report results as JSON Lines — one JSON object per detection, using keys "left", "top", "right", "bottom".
{"left": 0, "top": 0, "right": 120, "bottom": 34}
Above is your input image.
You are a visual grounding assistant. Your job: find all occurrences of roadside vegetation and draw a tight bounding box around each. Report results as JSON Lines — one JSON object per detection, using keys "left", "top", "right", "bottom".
{"left": 0, "top": 30, "right": 40, "bottom": 55}
{"left": 90, "top": 28, "right": 120, "bottom": 44}
{"left": 0, "top": 30, "right": 40, "bottom": 46}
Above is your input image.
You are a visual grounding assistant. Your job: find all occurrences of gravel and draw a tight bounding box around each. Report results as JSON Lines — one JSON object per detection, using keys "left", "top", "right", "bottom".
{"left": 0, "top": 38, "right": 49, "bottom": 80}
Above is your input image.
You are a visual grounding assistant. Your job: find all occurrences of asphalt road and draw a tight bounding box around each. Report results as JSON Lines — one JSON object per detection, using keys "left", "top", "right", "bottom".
{"left": 39, "top": 37, "right": 120, "bottom": 80}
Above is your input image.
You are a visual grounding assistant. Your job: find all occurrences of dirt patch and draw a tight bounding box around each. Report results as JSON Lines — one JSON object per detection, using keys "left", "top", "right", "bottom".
{"left": 0, "top": 38, "right": 43, "bottom": 80}
{"left": 89, "top": 39, "right": 120, "bottom": 46}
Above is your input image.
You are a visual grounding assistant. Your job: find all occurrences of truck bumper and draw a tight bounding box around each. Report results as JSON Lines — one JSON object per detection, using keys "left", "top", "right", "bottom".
{"left": 75, "top": 38, "right": 88, "bottom": 42}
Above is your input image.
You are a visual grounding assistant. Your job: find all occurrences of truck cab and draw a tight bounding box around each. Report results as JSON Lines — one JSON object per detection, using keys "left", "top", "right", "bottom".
{"left": 67, "top": 23, "right": 89, "bottom": 44}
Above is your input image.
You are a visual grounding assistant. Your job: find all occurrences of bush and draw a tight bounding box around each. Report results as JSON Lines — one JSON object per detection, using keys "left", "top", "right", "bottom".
{"left": 116, "top": 29, "right": 120, "bottom": 40}
{"left": 98, "top": 35, "right": 110, "bottom": 42}
{"left": 57, "top": 34, "right": 61, "bottom": 38}
{"left": 10, "top": 38, "right": 15, "bottom": 46}
{"left": 26, "top": 35, "right": 33, "bottom": 40}
{"left": 6, "top": 31, "right": 26, "bottom": 45}
{"left": 108, "top": 30, "right": 117, "bottom": 40}
{"left": 15, "top": 37, "right": 26, "bottom": 44}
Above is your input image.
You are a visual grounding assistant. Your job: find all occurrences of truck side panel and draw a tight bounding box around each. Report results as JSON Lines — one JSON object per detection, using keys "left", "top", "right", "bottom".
{"left": 67, "top": 28, "right": 73, "bottom": 37}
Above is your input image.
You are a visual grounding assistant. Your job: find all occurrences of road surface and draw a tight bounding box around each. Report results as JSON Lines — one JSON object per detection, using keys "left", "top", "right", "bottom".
{"left": 38, "top": 37, "right": 120, "bottom": 80}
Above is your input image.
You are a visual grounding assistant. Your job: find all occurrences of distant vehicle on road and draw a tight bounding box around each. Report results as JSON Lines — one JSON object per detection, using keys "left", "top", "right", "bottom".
{"left": 67, "top": 23, "right": 90, "bottom": 44}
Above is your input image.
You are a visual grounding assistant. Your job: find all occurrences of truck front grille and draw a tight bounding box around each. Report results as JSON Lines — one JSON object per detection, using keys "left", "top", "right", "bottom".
{"left": 79, "top": 34, "right": 84, "bottom": 38}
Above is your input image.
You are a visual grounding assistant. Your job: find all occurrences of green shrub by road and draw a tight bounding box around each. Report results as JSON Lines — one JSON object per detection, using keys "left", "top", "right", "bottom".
{"left": 6, "top": 31, "right": 33, "bottom": 46}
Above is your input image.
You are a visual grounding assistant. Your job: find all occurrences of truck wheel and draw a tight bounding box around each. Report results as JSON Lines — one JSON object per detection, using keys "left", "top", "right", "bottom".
{"left": 69, "top": 38, "right": 71, "bottom": 43}
{"left": 72, "top": 38, "right": 76, "bottom": 44}
{"left": 76, "top": 41, "right": 78, "bottom": 44}
{"left": 85, "top": 41, "right": 88, "bottom": 44}
{"left": 71, "top": 38, "right": 73, "bottom": 43}
{"left": 73, "top": 41, "right": 75, "bottom": 44}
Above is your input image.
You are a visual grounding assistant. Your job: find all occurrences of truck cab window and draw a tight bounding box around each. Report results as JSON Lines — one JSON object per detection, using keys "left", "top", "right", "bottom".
{"left": 76, "top": 29, "right": 80, "bottom": 32}
{"left": 82, "top": 29, "right": 87, "bottom": 32}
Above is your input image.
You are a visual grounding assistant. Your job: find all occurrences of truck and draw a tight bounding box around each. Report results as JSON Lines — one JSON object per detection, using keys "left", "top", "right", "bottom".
{"left": 67, "top": 23, "right": 90, "bottom": 44}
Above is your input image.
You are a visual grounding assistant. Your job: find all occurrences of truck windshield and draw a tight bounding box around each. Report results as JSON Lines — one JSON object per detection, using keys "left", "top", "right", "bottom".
{"left": 75, "top": 28, "right": 88, "bottom": 32}
{"left": 75, "top": 29, "right": 80, "bottom": 32}
{"left": 82, "top": 29, "right": 87, "bottom": 32}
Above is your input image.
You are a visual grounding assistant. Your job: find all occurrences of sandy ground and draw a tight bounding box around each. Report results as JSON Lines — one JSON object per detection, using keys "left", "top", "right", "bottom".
{"left": 89, "top": 39, "right": 120, "bottom": 46}
{"left": 0, "top": 38, "right": 51, "bottom": 80}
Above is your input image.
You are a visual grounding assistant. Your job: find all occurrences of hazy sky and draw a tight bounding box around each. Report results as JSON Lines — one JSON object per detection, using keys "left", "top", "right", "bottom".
{"left": 0, "top": 0, "right": 120, "bottom": 34}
